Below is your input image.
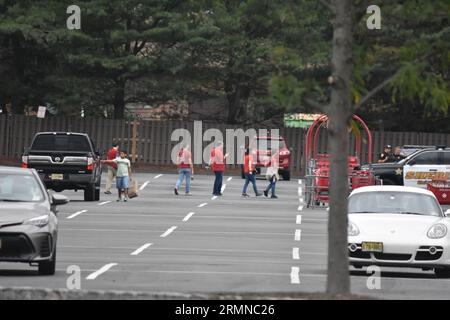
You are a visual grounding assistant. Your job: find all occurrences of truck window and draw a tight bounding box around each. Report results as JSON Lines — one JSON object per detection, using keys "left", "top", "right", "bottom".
{"left": 412, "top": 151, "right": 441, "bottom": 165}
{"left": 31, "top": 135, "right": 91, "bottom": 152}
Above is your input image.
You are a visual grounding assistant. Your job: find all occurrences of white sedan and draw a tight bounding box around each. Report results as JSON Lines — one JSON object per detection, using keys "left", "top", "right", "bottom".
{"left": 348, "top": 186, "right": 450, "bottom": 278}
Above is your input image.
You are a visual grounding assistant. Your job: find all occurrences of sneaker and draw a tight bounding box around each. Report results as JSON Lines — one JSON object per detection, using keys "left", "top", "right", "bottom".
{"left": 174, "top": 188, "right": 179, "bottom": 195}
{"left": 104, "top": 191, "right": 112, "bottom": 195}
{"left": 124, "top": 198, "right": 128, "bottom": 202}
{"left": 271, "top": 195, "right": 278, "bottom": 199}
{"left": 242, "top": 193, "right": 250, "bottom": 197}
{"left": 116, "top": 198, "right": 121, "bottom": 202}
{"left": 256, "top": 192, "right": 263, "bottom": 197}
{"left": 263, "top": 190, "right": 268, "bottom": 197}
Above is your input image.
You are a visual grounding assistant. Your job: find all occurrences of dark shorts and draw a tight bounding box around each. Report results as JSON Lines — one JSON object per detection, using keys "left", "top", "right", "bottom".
{"left": 116, "top": 176, "right": 129, "bottom": 189}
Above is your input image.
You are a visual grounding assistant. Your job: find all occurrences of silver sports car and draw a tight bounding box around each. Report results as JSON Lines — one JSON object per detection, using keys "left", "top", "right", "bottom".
{"left": 0, "top": 166, "right": 68, "bottom": 275}
{"left": 348, "top": 186, "right": 450, "bottom": 278}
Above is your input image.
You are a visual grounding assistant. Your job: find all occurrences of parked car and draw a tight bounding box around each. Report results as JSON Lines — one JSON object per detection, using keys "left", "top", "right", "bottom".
{"left": 348, "top": 185, "right": 450, "bottom": 278}
{"left": 22, "top": 132, "right": 102, "bottom": 201}
{"left": 242, "top": 136, "right": 291, "bottom": 180}
{"left": 0, "top": 166, "right": 68, "bottom": 275}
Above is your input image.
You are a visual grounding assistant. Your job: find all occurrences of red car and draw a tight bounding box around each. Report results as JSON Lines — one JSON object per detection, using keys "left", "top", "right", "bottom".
{"left": 242, "top": 136, "right": 291, "bottom": 180}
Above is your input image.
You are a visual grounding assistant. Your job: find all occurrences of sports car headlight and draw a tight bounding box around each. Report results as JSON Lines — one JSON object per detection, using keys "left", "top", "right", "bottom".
{"left": 24, "top": 215, "right": 49, "bottom": 227}
{"left": 427, "top": 224, "right": 448, "bottom": 239}
{"left": 348, "top": 222, "right": 360, "bottom": 236}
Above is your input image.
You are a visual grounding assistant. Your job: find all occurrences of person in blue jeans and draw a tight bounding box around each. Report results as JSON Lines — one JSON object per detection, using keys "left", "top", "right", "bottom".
{"left": 264, "top": 149, "right": 279, "bottom": 199}
{"left": 242, "top": 148, "right": 262, "bottom": 197}
{"left": 174, "top": 145, "right": 194, "bottom": 196}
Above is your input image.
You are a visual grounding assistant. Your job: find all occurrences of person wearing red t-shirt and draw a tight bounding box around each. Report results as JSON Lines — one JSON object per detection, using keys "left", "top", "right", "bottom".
{"left": 174, "top": 144, "right": 194, "bottom": 196}
{"left": 104, "top": 142, "right": 119, "bottom": 194}
{"left": 242, "top": 148, "right": 262, "bottom": 197}
{"left": 209, "top": 141, "right": 228, "bottom": 196}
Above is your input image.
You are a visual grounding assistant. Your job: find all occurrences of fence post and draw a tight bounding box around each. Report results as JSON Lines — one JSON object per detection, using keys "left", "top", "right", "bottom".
{"left": 131, "top": 120, "right": 139, "bottom": 163}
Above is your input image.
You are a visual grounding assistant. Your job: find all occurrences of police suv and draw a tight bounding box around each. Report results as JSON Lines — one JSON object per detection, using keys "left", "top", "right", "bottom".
{"left": 365, "top": 146, "right": 450, "bottom": 188}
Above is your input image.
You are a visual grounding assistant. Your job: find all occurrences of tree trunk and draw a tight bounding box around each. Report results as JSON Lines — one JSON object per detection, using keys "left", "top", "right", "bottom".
{"left": 113, "top": 80, "right": 126, "bottom": 119}
{"left": 326, "top": 0, "right": 354, "bottom": 295}
{"left": 225, "top": 80, "right": 249, "bottom": 124}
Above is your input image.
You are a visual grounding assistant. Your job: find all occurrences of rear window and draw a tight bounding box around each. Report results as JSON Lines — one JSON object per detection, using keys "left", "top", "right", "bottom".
{"left": 31, "top": 134, "right": 92, "bottom": 152}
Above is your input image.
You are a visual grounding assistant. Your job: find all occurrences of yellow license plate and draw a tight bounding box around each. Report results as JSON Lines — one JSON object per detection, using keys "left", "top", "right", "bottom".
{"left": 361, "top": 242, "right": 383, "bottom": 252}
{"left": 51, "top": 174, "right": 64, "bottom": 180}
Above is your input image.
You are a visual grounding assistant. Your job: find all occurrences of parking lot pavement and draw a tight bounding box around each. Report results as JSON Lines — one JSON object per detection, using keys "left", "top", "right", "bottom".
{"left": 1, "top": 172, "right": 450, "bottom": 299}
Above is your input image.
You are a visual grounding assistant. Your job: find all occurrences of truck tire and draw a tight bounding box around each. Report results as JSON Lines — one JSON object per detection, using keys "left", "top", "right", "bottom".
{"left": 94, "top": 180, "right": 101, "bottom": 201}
{"left": 84, "top": 184, "right": 96, "bottom": 201}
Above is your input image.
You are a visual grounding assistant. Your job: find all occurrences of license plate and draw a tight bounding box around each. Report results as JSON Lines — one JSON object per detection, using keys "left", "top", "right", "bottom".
{"left": 51, "top": 174, "right": 64, "bottom": 180}
{"left": 361, "top": 242, "right": 383, "bottom": 252}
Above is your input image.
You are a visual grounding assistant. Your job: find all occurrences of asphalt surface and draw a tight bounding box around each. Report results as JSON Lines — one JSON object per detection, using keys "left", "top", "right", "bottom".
{"left": 1, "top": 172, "right": 450, "bottom": 299}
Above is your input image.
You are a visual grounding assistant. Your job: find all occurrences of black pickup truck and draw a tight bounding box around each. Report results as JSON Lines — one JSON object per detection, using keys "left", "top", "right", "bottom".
{"left": 22, "top": 132, "right": 102, "bottom": 201}
{"left": 364, "top": 146, "right": 450, "bottom": 186}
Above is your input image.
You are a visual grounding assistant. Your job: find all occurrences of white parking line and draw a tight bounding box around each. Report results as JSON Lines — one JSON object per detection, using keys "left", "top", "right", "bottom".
{"left": 221, "top": 184, "right": 227, "bottom": 193}
{"left": 227, "top": 177, "right": 233, "bottom": 182}
{"left": 160, "top": 226, "right": 178, "bottom": 237}
{"left": 67, "top": 210, "right": 87, "bottom": 219}
{"left": 154, "top": 174, "right": 163, "bottom": 179}
{"left": 211, "top": 196, "right": 218, "bottom": 200}
{"left": 198, "top": 203, "right": 207, "bottom": 208}
{"left": 290, "top": 267, "right": 300, "bottom": 284}
{"left": 98, "top": 201, "right": 111, "bottom": 206}
{"left": 296, "top": 215, "right": 302, "bottom": 224}
{"left": 292, "top": 248, "right": 300, "bottom": 260}
{"left": 297, "top": 205, "right": 304, "bottom": 211}
{"left": 139, "top": 181, "right": 150, "bottom": 191}
{"left": 298, "top": 179, "right": 302, "bottom": 185}
{"left": 298, "top": 187, "right": 302, "bottom": 196}
{"left": 183, "top": 212, "right": 196, "bottom": 222}
{"left": 130, "top": 243, "right": 153, "bottom": 256}
{"left": 86, "top": 263, "right": 117, "bottom": 280}
{"left": 294, "top": 229, "right": 302, "bottom": 241}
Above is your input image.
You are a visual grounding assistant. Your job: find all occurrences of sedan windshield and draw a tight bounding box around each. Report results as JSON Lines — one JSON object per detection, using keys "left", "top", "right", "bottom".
{"left": 0, "top": 173, "right": 45, "bottom": 202}
{"left": 349, "top": 191, "right": 442, "bottom": 217}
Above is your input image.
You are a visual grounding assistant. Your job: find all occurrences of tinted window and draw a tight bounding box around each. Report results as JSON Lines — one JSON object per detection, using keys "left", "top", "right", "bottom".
{"left": 349, "top": 191, "right": 442, "bottom": 217}
{"left": 411, "top": 151, "right": 440, "bottom": 165}
{"left": 0, "top": 173, "right": 45, "bottom": 202}
{"left": 443, "top": 151, "right": 450, "bottom": 165}
{"left": 31, "top": 134, "right": 91, "bottom": 152}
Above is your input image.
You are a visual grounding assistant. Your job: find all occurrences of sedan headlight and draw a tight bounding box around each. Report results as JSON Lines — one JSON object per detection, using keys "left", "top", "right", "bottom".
{"left": 427, "top": 224, "right": 448, "bottom": 239}
{"left": 24, "top": 215, "right": 49, "bottom": 227}
{"left": 348, "top": 222, "right": 360, "bottom": 236}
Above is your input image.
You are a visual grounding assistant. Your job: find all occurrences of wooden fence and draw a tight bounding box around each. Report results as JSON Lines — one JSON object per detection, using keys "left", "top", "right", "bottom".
{"left": 1, "top": 115, "right": 450, "bottom": 173}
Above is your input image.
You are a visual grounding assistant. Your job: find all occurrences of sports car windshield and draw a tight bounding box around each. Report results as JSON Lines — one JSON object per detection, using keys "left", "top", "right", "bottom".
{"left": 349, "top": 191, "right": 442, "bottom": 217}
{"left": 0, "top": 173, "right": 45, "bottom": 202}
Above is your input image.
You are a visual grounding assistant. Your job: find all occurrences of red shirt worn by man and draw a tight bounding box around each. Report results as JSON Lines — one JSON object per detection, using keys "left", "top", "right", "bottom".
{"left": 107, "top": 147, "right": 118, "bottom": 169}
{"left": 243, "top": 154, "right": 253, "bottom": 173}
{"left": 210, "top": 147, "right": 225, "bottom": 172}
{"left": 177, "top": 148, "right": 193, "bottom": 170}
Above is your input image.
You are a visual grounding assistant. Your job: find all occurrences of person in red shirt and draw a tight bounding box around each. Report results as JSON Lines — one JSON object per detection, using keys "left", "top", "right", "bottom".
{"left": 209, "top": 141, "right": 228, "bottom": 196}
{"left": 104, "top": 142, "right": 119, "bottom": 194}
{"left": 242, "top": 148, "right": 262, "bottom": 197}
{"left": 174, "top": 144, "right": 194, "bottom": 195}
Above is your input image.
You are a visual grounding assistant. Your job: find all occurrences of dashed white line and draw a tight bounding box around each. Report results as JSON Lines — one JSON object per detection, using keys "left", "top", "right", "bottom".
{"left": 298, "top": 187, "right": 303, "bottom": 196}
{"left": 294, "top": 229, "right": 302, "bottom": 241}
{"left": 290, "top": 267, "right": 300, "bottom": 284}
{"left": 227, "top": 177, "right": 233, "bottom": 182}
{"left": 86, "top": 263, "right": 117, "bottom": 280}
{"left": 293, "top": 248, "right": 300, "bottom": 260}
{"left": 183, "top": 212, "right": 196, "bottom": 222}
{"left": 211, "top": 196, "right": 218, "bottom": 200}
{"left": 297, "top": 205, "right": 304, "bottom": 211}
{"left": 98, "top": 201, "right": 111, "bottom": 206}
{"left": 198, "top": 203, "right": 208, "bottom": 208}
{"left": 130, "top": 243, "right": 153, "bottom": 256}
{"left": 160, "top": 226, "right": 178, "bottom": 238}
{"left": 221, "top": 184, "right": 227, "bottom": 193}
{"left": 154, "top": 174, "right": 163, "bottom": 179}
{"left": 296, "top": 215, "right": 302, "bottom": 224}
{"left": 298, "top": 179, "right": 302, "bottom": 185}
{"left": 139, "top": 181, "right": 150, "bottom": 191}
{"left": 67, "top": 210, "right": 87, "bottom": 219}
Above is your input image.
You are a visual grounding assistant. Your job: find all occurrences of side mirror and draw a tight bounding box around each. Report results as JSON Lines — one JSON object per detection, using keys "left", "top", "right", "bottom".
{"left": 52, "top": 194, "right": 69, "bottom": 206}
{"left": 445, "top": 209, "right": 450, "bottom": 217}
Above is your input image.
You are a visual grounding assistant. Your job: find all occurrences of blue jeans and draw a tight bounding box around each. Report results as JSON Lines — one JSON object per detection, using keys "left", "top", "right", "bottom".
{"left": 176, "top": 168, "right": 192, "bottom": 193}
{"left": 213, "top": 171, "right": 223, "bottom": 195}
{"left": 266, "top": 177, "right": 277, "bottom": 196}
{"left": 242, "top": 173, "right": 258, "bottom": 194}
{"left": 116, "top": 176, "right": 129, "bottom": 189}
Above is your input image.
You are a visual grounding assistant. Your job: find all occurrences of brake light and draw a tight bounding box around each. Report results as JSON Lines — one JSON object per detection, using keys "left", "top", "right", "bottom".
{"left": 87, "top": 157, "right": 94, "bottom": 171}
{"left": 22, "top": 155, "right": 28, "bottom": 168}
